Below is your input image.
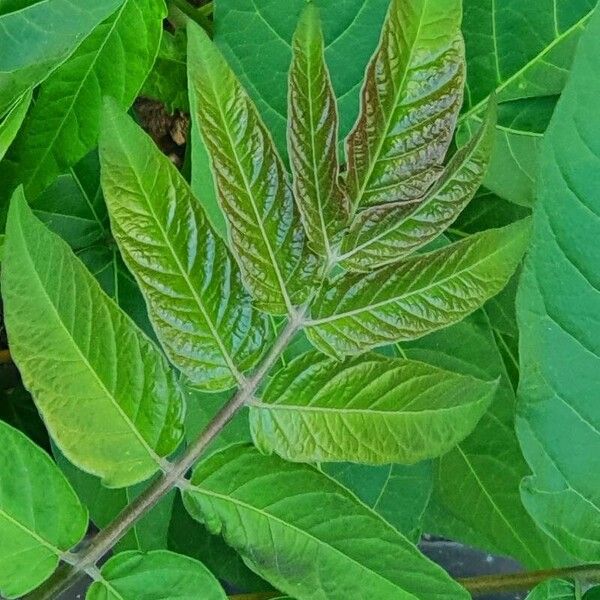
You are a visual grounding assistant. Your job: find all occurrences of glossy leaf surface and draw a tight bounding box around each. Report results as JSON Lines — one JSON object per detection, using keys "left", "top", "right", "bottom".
{"left": 340, "top": 102, "right": 495, "bottom": 271}
{"left": 11, "top": 0, "right": 165, "bottom": 200}
{"left": 306, "top": 220, "right": 530, "bottom": 358}
{"left": 0, "top": 420, "right": 87, "bottom": 599}
{"left": 288, "top": 3, "right": 347, "bottom": 257}
{"left": 214, "top": 0, "right": 389, "bottom": 156}
{"left": 87, "top": 550, "right": 227, "bottom": 600}
{"left": 100, "top": 101, "right": 269, "bottom": 391}
{"left": 251, "top": 351, "right": 496, "bottom": 464}
{"left": 184, "top": 444, "right": 469, "bottom": 600}
{"left": 517, "top": 5, "right": 600, "bottom": 561}
{"left": 187, "top": 24, "right": 317, "bottom": 315}
{"left": 0, "top": 91, "right": 30, "bottom": 162}
{"left": 0, "top": 0, "right": 122, "bottom": 114}
{"left": 345, "top": 0, "right": 464, "bottom": 209}
{"left": 1, "top": 191, "right": 184, "bottom": 487}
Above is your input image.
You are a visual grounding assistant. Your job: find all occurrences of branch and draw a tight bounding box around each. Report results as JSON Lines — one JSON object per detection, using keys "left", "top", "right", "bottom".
{"left": 459, "top": 563, "right": 600, "bottom": 595}
{"left": 26, "top": 311, "right": 306, "bottom": 600}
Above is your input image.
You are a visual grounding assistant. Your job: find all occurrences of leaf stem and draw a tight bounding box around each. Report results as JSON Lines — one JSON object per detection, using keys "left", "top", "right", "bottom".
{"left": 25, "top": 310, "right": 307, "bottom": 600}
{"left": 459, "top": 563, "right": 600, "bottom": 595}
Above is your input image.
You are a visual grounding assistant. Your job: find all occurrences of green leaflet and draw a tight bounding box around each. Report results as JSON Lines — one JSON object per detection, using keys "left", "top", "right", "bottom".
{"left": 0, "top": 90, "right": 30, "bottom": 162}
{"left": 183, "top": 444, "right": 469, "bottom": 600}
{"left": 288, "top": 4, "right": 348, "bottom": 258}
{"left": 1, "top": 191, "right": 185, "bottom": 487}
{"left": 0, "top": 420, "right": 88, "bottom": 599}
{"left": 250, "top": 351, "right": 496, "bottom": 464}
{"left": 187, "top": 24, "right": 318, "bottom": 315}
{"left": 306, "top": 219, "right": 530, "bottom": 358}
{"left": 0, "top": 0, "right": 122, "bottom": 114}
{"left": 526, "top": 580, "right": 576, "bottom": 600}
{"left": 31, "top": 150, "right": 109, "bottom": 250}
{"left": 405, "top": 314, "right": 561, "bottom": 568}
{"left": 323, "top": 461, "right": 433, "bottom": 543}
{"left": 516, "top": 5, "right": 600, "bottom": 562}
{"left": 345, "top": 0, "right": 464, "bottom": 210}
{"left": 86, "top": 550, "right": 227, "bottom": 600}
{"left": 99, "top": 101, "right": 270, "bottom": 391}
{"left": 214, "top": 0, "right": 389, "bottom": 157}
{"left": 140, "top": 30, "right": 189, "bottom": 113}
{"left": 340, "top": 101, "right": 496, "bottom": 271}
{"left": 459, "top": 0, "right": 595, "bottom": 205}
{"left": 10, "top": 0, "right": 165, "bottom": 200}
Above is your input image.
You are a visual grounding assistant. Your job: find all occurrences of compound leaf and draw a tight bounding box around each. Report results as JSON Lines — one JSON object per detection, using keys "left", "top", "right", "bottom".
{"left": 183, "top": 444, "right": 469, "bottom": 600}
{"left": 99, "top": 100, "right": 270, "bottom": 391}
{"left": 250, "top": 351, "right": 496, "bottom": 464}
{"left": 1, "top": 190, "right": 185, "bottom": 488}
{"left": 306, "top": 220, "right": 530, "bottom": 358}
{"left": 0, "top": 420, "right": 88, "bottom": 599}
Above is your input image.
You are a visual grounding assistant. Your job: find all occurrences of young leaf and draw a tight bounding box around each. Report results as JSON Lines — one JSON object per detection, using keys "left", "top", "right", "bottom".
{"left": 250, "top": 351, "right": 496, "bottom": 464}
{"left": 11, "top": 0, "right": 165, "bottom": 200}
{"left": 306, "top": 219, "right": 531, "bottom": 358}
{"left": 1, "top": 190, "right": 185, "bottom": 488}
{"left": 0, "top": 91, "right": 31, "bottom": 162}
{"left": 525, "top": 580, "right": 575, "bottom": 600}
{"left": 340, "top": 101, "right": 496, "bottom": 271}
{"left": 288, "top": 3, "right": 347, "bottom": 258}
{"left": 345, "top": 0, "right": 464, "bottom": 210}
{"left": 517, "top": 4, "right": 600, "bottom": 562}
{"left": 0, "top": 420, "right": 88, "bottom": 599}
{"left": 0, "top": 0, "right": 123, "bottom": 114}
{"left": 213, "top": 0, "right": 389, "bottom": 157}
{"left": 86, "top": 550, "right": 227, "bottom": 599}
{"left": 324, "top": 461, "right": 433, "bottom": 543}
{"left": 187, "top": 23, "right": 318, "bottom": 315}
{"left": 183, "top": 444, "right": 469, "bottom": 600}
{"left": 99, "top": 100, "right": 270, "bottom": 391}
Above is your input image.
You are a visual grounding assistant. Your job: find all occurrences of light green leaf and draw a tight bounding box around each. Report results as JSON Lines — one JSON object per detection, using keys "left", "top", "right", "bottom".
{"left": 251, "top": 351, "right": 496, "bottom": 464}
{"left": 214, "top": 0, "right": 389, "bottom": 157}
{"left": 183, "top": 444, "right": 469, "bottom": 600}
{"left": 11, "top": 0, "right": 165, "bottom": 200}
{"left": 323, "top": 461, "right": 433, "bottom": 543}
{"left": 1, "top": 190, "right": 185, "bottom": 487}
{"left": 459, "top": 0, "right": 595, "bottom": 205}
{"left": 0, "top": 90, "right": 30, "bottom": 162}
{"left": 404, "top": 313, "right": 564, "bottom": 568}
{"left": 187, "top": 24, "right": 318, "bottom": 315}
{"left": 306, "top": 219, "right": 530, "bottom": 358}
{"left": 0, "top": 420, "right": 88, "bottom": 599}
{"left": 526, "top": 580, "right": 576, "bottom": 600}
{"left": 288, "top": 3, "right": 347, "bottom": 258}
{"left": 0, "top": 0, "right": 123, "bottom": 114}
{"left": 516, "top": 4, "right": 600, "bottom": 562}
{"left": 99, "top": 100, "right": 270, "bottom": 391}
{"left": 340, "top": 101, "right": 496, "bottom": 271}
{"left": 87, "top": 550, "right": 227, "bottom": 600}
{"left": 345, "top": 0, "right": 464, "bottom": 210}
{"left": 140, "top": 29, "right": 189, "bottom": 113}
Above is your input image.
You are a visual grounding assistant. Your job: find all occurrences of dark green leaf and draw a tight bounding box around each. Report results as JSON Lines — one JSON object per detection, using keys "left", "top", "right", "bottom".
{"left": 345, "top": 0, "right": 464, "bottom": 210}
{"left": 1, "top": 190, "right": 184, "bottom": 487}
{"left": 86, "top": 550, "right": 227, "bottom": 599}
{"left": 306, "top": 220, "right": 530, "bottom": 358}
{"left": 251, "top": 351, "right": 496, "bottom": 464}
{"left": 517, "top": 5, "right": 600, "bottom": 561}
{"left": 0, "top": 420, "right": 88, "bottom": 599}
{"left": 100, "top": 101, "right": 270, "bottom": 391}
{"left": 183, "top": 444, "right": 469, "bottom": 600}
{"left": 288, "top": 3, "right": 347, "bottom": 258}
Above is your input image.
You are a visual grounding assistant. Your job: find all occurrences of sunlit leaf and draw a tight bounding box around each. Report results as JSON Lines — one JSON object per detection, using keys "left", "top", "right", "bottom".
{"left": 0, "top": 90, "right": 30, "bottom": 162}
